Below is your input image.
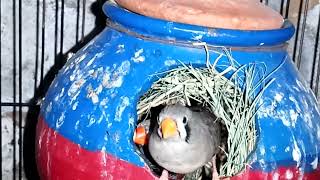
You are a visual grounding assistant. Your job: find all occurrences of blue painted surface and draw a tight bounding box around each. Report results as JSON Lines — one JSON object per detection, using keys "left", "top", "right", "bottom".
{"left": 103, "top": 2, "right": 295, "bottom": 47}
{"left": 40, "top": 1, "right": 320, "bottom": 172}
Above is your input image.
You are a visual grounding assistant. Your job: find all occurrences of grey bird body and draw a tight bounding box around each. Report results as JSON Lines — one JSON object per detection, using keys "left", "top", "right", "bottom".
{"left": 148, "top": 104, "right": 221, "bottom": 174}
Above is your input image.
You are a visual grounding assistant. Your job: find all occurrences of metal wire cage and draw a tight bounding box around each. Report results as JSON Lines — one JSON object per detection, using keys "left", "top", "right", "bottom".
{"left": 0, "top": 0, "right": 319, "bottom": 179}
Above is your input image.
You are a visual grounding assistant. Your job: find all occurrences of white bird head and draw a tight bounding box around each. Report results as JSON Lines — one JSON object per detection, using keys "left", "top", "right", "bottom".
{"left": 157, "top": 104, "right": 192, "bottom": 142}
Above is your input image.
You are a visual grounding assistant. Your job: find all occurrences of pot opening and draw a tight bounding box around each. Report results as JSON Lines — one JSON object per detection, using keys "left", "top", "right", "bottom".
{"left": 133, "top": 47, "right": 272, "bottom": 179}
{"left": 135, "top": 103, "right": 228, "bottom": 179}
{"left": 104, "top": 2, "right": 295, "bottom": 47}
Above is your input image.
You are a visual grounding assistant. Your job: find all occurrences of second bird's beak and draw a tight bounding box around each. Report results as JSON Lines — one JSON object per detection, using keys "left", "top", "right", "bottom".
{"left": 160, "top": 118, "right": 178, "bottom": 139}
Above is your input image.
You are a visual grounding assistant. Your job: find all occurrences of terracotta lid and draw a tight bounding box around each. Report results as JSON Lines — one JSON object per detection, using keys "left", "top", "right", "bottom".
{"left": 114, "top": 0, "right": 284, "bottom": 30}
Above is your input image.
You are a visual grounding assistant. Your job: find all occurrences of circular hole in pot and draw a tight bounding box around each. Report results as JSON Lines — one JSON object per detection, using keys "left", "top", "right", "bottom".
{"left": 134, "top": 60, "right": 262, "bottom": 178}
{"left": 134, "top": 101, "right": 228, "bottom": 179}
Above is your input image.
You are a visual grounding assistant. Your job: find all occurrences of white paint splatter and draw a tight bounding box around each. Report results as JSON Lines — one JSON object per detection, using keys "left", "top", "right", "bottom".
{"left": 256, "top": 98, "right": 276, "bottom": 119}
{"left": 101, "top": 146, "right": 107, "bottom": 153}
{"left": 311, "top": 157, "right": 318, "bottom": 169}
{"left": 97, "top": 114, "right": 104, "bottom": 124}
{"left": 102, "top": 72, "right": 119, "bottom": 88}
{"left": 89, "top": 92, "right": 99, "bottom": 104}
{"left": 250, "top": 153, "right": 258, "bottom": 162}
{"left": 78, "top": 135, "right": 84, "bottom": 141}
{"left": 86, "top": 52, "right": 104, "bottom": 67}
{"left": 87, "top": 69, "right": 95, "bottom": 75}
{"left": 86, "top": 57, "right": 96, "bottom": 67}
{"left": 128, "top": 116, "right": 135, "bottom": 129}
{"left": 70, "top": 90, "right": 81, "bottom": 104}
{"left": 270, "top": 146, "right": 277, "bottom": 153}
{"left": 259, "top": 159, "right": 266, "bottom": 170}
{"left": 87, "top": 117, "right": 96, "bottom": 127}
{"left": 90, "top": 67, "right": 103, "bottom": 79}
{"left": 304, "top": 112, "right": 313, "bottom": 128}
{"left": 296, "top": 79, "right": 308, "bottom": 92}
{"left": 164, "top": 59, "right": 177, "bottom": 66}
{"left": 285, "top": 146, "right": 290, "bottom": 152}
{"left": 95, "top": 85, "right": 103, "bottom": 95}
{"left": 289, "top": 95, "right": 302, "bottom": 113}
{"left": 59, "top": 88, "right": 65, "bottom": 98}
{"left": 70, "top": 73, "right": 76, "bottom": 81}
{"left": 68, "top": 78, "right": 84, "bottom": 103}
{"left": 290, "top": 110, "right": 298, "bottom": 127}
{"left": 104, "top": 133, "right": 109, "bottom": 141}
{"left": 192, "top": 34, "right": 203, "bottom": 40}
{"left": 274, "top": 93, "right": 284, "bottom": 102}
{"left": 96, "top": 51, "right": 105, "bottom": 58}
{"left": 301, "top": 98, "right": 310, "bottom": 111}
{"left": 285, "top": 170, "right": 293, "bottom": 179}
{"left": 75, "top": 53, "right": 87, "bottom": 64}
{"left": 72, "top": 101, "right": 78, "bottom": 110}
{"left": 100, "top": 98, "right": 109, "bottom": 108}
{"left": 54, "top": 95, "right": 59, "bottom": 102}
{"left": 46, "top": 102, "right": 52, "bottom": 112}
{"left": 115, "top": 96, "right": 130, "bottom": 122}
{"left": 131, "top": 49, "right": 145, "bottom": 63}
{"left": 272, "top": 172, "right": 280, "bottom": 180}
{"left": 282, "top": 115, "right": 291, "bottom": 127}
{"left": 116, "top": 44, "right": 125, "bottom": 54}
{"left": 68, "top": 79, "right": 85, "bottom": 97}
{"left": 56, "top": 112, "right": 65, "bottom": 129}
{"left": 257, "top": 97, "right": 300, "bottom": 128}
{"left": 260, "top": 146, "right": 266, "bottom": 155}
{"left": 292, "top": 86, "right": 300, "bottom": 92}
{"left": 103, "top": 61, "right": 130, "bottom": 88}
{"left": 74, "top": 121, "right": 80, "bottom": 130}
{"left": 288, "top": 96, "right": 295, "bottom": 102}
{"left": 53, "top": 81, "right": 59, "bottom": 88}
{"left": 292, "top": 140, "right": 302, "bottom": 167}
{"left": 113, "top": 131, "right": 121, "bottom": 143}
{"left": 86, "top": 84, "right": 102, "bottom": 104}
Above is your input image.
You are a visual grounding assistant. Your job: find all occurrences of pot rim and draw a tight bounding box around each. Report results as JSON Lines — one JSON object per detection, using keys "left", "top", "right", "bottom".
{"left": 103, "top": 2, "right": 295, "bottom": 47}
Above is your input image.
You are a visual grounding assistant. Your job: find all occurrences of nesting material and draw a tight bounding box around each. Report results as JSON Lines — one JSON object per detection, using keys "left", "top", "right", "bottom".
{"left": 137, "top": 47, "right": 274, "bottom": 177}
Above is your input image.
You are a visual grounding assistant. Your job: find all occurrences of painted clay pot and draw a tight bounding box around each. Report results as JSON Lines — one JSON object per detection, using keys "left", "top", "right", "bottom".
{"left": 114, "top": 0, "right": 284, "bottom": 30}
{"left": 36, "top": 2, "right": 320, "bottom": 179}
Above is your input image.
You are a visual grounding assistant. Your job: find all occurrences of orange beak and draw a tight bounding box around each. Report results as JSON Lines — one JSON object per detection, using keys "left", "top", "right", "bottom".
{"left": 133, "top": 126, "right": 148, "bottom": 145}
{"left": 160, "top": 118, "right": 178, "bottom": 139}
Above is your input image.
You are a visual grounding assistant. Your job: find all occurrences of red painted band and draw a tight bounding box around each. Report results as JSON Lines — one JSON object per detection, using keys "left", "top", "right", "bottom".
{"left": 36, "top": 117, "right": 320, "bottom": 180}
{"left": 36, "top": 117, "right": 156, "bottom": 180}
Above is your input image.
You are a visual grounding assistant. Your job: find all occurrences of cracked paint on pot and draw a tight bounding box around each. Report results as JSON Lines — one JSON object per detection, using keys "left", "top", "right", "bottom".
{"left": 36, "top": 2, "right": 320, "bottom": 179}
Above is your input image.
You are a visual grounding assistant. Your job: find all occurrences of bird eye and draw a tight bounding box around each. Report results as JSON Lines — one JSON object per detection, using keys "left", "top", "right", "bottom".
{"left": 183, "top": 117, "right": 187, "bottom": 124}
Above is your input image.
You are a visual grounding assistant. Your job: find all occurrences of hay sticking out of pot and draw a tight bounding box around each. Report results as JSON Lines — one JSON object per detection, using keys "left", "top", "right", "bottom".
{"left": 137, "top": 48, "right": 274, "bottom": 177}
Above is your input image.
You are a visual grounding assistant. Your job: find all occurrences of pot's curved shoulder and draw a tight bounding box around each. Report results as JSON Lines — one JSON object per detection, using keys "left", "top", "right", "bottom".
{"left": 115, "top": 0, "right": 283, "bottom": 30}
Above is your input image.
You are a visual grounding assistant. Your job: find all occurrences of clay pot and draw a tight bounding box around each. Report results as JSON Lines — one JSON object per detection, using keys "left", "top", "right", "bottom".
{"left": 115, "top": 0, "right": 283, "bottom": 30}
{"left": 36, "top": 2, "right": 320, "bottom": 180}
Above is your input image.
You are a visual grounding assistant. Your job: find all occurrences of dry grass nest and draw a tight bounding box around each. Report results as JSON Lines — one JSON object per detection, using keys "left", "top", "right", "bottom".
{"left": 137, "top": 44, "right": 276, "bottom": 177}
